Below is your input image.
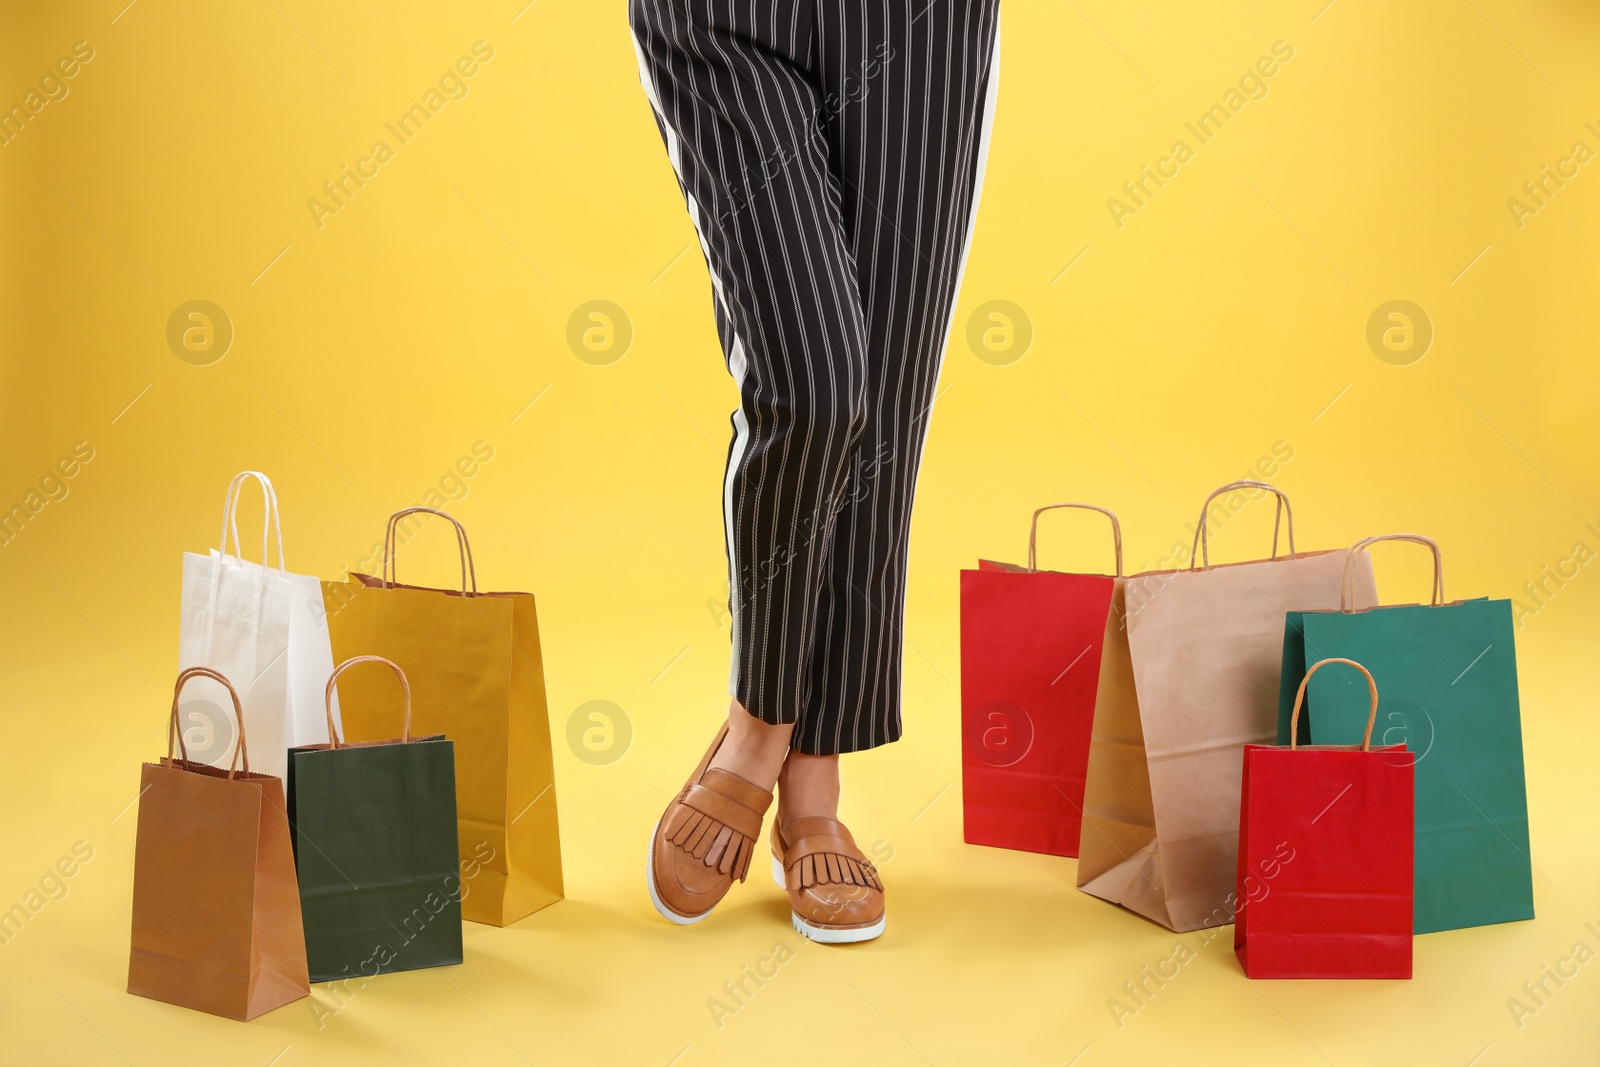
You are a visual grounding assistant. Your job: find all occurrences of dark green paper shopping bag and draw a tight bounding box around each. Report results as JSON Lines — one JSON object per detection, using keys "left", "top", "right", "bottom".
{"left": 1277, "top": 535, "right": 1533, "bottom": 934}
{"left": 287, "top": 656, "right": 464, "bottom": 983}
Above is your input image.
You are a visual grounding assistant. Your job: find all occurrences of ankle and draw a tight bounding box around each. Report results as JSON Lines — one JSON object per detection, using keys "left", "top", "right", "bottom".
{"left": 706, "top": 700, "right": 793, "bottom": 790}
{"left": 775, "top": 751, "right": 841, "bottom": 828}
{"left": 776, "top": 800, "right": 840, "bottom": 830}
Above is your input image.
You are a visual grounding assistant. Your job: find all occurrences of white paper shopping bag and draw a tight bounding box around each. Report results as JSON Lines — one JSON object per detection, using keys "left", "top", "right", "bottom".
{"left": 177, "top": 472, "right": 339, "bottom": 785}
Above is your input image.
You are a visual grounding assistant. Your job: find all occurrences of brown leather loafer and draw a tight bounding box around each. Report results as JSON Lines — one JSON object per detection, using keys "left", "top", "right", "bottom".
{"left": 770, "top": 816, "right": 885, "bottom": 943}
{"left": 648, "top": 725, "right": 774, "bottom": 924}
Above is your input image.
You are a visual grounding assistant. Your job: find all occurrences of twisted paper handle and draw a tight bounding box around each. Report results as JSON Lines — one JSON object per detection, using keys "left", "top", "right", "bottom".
{"left": 1189, "top": 480, "right": 1295, "bottom": 571}
{"left": 167, "top": 667, "right": 250, "bottom": 778}
{"left": 324, "top": 656, "right": 413, "bottom": 747}
{"left": 1289, "top": 658, "right": 1378, "bottom": 752}
{"left": 1027, "top": 503, "right": 1123, "bottom": 576}
{"left": 382, "top": 507, "right": 478, "bottom": 594}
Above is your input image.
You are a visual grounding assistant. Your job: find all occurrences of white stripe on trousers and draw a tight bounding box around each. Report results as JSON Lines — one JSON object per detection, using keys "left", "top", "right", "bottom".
{"left": 630, "top": 0, "right": 1001, "bottom": 754}
{"left": 629, "top": 34, "right": 754, "bottom": 697}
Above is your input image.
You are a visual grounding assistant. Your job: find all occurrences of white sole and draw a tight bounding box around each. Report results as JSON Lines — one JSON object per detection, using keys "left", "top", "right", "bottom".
{"left": 646, "top": 837, "right": 712, "bottom": 926}
{"left": 770, "top": 854, "right": 886, "bottom": 944}
{"left": 791, "top": 911, "right": 886, "bottom": 944}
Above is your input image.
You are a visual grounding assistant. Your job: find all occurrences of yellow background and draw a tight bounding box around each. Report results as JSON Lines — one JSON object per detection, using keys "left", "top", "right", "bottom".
{"left": 3, "top": 0, "right": 1598, "bottom": 1064}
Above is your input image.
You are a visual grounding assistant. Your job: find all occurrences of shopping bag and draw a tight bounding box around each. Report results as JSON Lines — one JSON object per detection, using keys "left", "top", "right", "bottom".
{"left": 128, "top": 668, "right": 310, "bottom": 1020}
{"left": 960, "top": 504, "right": 1122, "bottom": 856}
{"left": 321, "top": 507, "right": 562, "bottom": 926}
{"left": 1277, "top": 534, "right": 1534, "bottom": 933}
{"left": 287, "top": 656, "right": 463, "bottom": 982}
{"left": 177, "top": 471, "right": 338, "bottom": 786}
{"left": 1077, "top": 481, "right": 1378, "bottom": 931}
{"left": 1237, "top": 658, "right": 1414, "bottom": 979}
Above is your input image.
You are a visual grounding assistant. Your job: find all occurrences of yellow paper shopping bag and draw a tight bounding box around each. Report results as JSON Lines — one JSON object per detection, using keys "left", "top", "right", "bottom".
{"left": 321, "top": 507, "right": 562, "bottom": 926}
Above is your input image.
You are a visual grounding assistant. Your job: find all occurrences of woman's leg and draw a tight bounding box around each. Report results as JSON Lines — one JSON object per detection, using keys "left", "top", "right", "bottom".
{"left": 631, "top": 0, "right": 870, "bottom": 920}
{"left": 767, "top": 1, "right": 1000, "bottom": 944}
{"left": 634, "top": 0, "right": 999, "bottom": 928}
{"left": 776, "top": 748, "right": 842, "bottom": 823}
{"left": 794, "top": 0, "right": 1002, "bottom": 757}
{"left": 631, "top": 0, "right": 869, "bottom": 742}
{"left": 716, "top": 699, "right": 794, "bottom": 791}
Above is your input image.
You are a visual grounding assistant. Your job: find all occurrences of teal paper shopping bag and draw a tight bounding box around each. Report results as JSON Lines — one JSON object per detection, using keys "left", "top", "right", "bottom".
{"left": 1277, "top": 535, "right": 1533, "bottom": 934}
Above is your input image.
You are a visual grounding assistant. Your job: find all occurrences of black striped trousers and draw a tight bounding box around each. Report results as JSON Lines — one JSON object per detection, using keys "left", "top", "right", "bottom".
{"left": 630, "top": 0, "right": 1000, "bottom": 754}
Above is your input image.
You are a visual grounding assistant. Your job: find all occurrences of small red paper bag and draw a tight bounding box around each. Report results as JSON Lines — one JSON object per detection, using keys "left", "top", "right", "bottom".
{"left": 1236, "top": 657, "right": 1414, "bottom": 979}
{"left": 960, "top": 504, "right": 1122, "bottom": 857}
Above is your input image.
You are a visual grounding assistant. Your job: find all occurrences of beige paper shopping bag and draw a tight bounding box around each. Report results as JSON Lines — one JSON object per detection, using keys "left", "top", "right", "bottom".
{"left": 1076, "top": 481, "right": 1378, "bottom": 932}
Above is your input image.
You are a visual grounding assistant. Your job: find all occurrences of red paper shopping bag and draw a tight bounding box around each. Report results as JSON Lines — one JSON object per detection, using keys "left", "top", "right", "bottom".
{"left": 960, "top": 504, "right": 1122, "bottom": 857}
{"left": 1236, "top": 658, "right": 1414, "bottom": 979}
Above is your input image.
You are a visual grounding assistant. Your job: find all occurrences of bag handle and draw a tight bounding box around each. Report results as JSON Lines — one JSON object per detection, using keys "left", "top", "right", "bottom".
{"left": 218, "top": 471, "right": 286, "bottom": 572}
{"left": 1343, "top": 534, "right": 1443, "bottom": 610}
{"left": 1189, "top": 480, "right": 1295, "bottom": 570}
{"left": 167, "top": 667, "right": 250, "bottom": 778}
{"left": 324, "top": 656, "right": 412, "bottom": 747}
{"left": 382, "top": 507, "right": 478, "bottom": 594}
{"left": 1289, "top": 657, "right": 1378, "bottom": 752}
{"left": 1027, "top": 504, "right": 1123, "bottom": 576}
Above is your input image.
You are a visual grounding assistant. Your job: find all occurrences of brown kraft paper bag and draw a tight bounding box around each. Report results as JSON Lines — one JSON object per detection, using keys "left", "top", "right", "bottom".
{"left": 1076, "top": 481, "right": 1378, "bottom": 932}
{"left": 128, "top": 668, "right": 310, "bottom": 1020}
